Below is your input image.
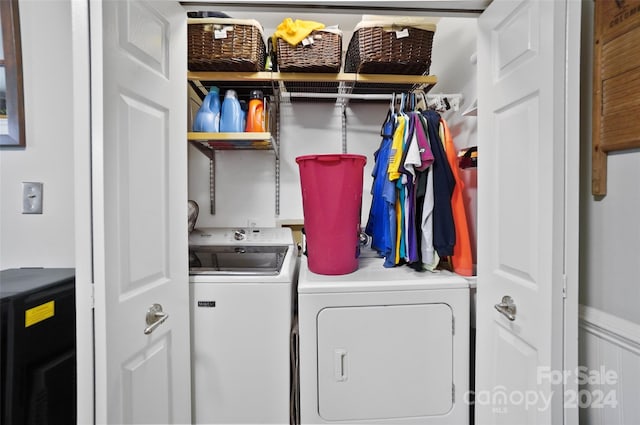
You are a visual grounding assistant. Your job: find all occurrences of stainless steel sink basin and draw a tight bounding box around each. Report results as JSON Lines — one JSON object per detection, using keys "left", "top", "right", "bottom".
{"left": 189, "top": 245, "right": 289, "bottom": 276}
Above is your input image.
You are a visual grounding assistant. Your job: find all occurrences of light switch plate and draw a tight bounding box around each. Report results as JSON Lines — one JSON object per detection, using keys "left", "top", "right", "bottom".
{"left": 22, "top": 182, "right": 43, "bottom": 214}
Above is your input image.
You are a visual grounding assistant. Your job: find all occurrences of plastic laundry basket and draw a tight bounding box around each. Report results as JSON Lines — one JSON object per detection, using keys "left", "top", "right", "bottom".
{"left": 296, "top": 154, "right": 367, "bottom": 275}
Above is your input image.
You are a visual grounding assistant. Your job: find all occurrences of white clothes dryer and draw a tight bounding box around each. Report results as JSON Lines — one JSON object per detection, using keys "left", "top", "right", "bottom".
{"left": 189, "top": 227, "right": 296, "bottom": 424}
{"left": 297, "top": 256, "right": 470, "bottom": 424}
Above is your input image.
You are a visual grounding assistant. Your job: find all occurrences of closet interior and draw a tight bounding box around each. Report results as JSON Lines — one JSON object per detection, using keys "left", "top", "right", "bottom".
{"left": 183, "top": 3, "right": 479, "bottom": 270}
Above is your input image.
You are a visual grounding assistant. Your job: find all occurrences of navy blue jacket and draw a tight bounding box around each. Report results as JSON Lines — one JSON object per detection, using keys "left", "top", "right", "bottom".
{"left": 420, "top": 111, "right": 456, "bottom": 257}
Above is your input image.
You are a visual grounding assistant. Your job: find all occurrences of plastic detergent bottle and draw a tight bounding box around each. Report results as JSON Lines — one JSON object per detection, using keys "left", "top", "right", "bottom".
{"left": 239, "top": 100, "right": 248, "bottom": 132}
{"left": 219, "top": 89, "right": 243, "bottom": 132}
{"left": 192, "top": 86, "right": 220, "bottom": 132}
{"left": 245, "top": 90, "right": 265, "bottom": 132}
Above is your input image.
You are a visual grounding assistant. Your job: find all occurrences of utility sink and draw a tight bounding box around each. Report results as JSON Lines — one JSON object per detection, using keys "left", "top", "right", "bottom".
{"left": 189, "top": 245, "right": 289, "bottom": 276}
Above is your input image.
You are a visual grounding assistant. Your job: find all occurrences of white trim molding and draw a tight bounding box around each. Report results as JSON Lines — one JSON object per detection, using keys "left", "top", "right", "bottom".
{"left": 580, "top": 305, "right": 640, "bottom": 356}
{"left": 579, "top": 305, "right": 640, "bottom": 425}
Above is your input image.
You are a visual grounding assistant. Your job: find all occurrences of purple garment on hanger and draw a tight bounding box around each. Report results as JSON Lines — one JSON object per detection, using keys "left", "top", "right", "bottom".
{"left": 414, "top": 113, "right": 434, "bottom": 171}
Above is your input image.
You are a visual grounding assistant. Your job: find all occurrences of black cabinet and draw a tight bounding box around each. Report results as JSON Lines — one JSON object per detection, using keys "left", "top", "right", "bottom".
{"left": 0, "top": 268, "right": 76, "bottom": 425}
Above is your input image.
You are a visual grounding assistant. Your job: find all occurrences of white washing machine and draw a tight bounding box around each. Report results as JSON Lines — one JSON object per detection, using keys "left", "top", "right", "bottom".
{"left": 297, "top": 256, "right": 470, "bottom": 424}
{"left": 189, "top": 227, "right": 296, "bottom": 424}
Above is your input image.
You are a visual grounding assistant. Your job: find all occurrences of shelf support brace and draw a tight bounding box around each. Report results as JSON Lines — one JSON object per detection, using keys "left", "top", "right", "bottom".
{"left": 188, "top": 141, "right": 216, "bottom": 214}
{"left": 208, "top": 153, "right": 216, "bottom": 215}
{"left": 274, "top": 92, "right": 281, "bottom": 216}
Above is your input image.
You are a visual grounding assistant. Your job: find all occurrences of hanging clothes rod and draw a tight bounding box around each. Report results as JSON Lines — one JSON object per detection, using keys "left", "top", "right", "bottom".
{"left": 422, "top": 93, "right": 464, "bottom": 112}
{"left": 424, "top": 93, "right": 463, "bottom": 99}
{"left": 282, "top": 92, "right": 392, "bottom": 100}
{"left": 393, "top": 92, "right": 464, "bottom": 112}
{"left": 281, "top": 92, "right": 463, "bottom": 101}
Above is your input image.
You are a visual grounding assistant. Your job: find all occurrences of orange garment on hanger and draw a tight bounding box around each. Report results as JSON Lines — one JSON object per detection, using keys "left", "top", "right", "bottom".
{"left": 440, "top": 118, "right": 474, "bottom": 276}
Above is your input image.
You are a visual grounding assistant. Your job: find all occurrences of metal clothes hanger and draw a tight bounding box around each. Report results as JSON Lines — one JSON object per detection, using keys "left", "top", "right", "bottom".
{"left": 389, "top": 92, "right": 396, "bottom": 115}
{"left": 380, "top": 92, "right": 396, "bottom": 137}
{"left": 394, "top": 92, "right": 403, "bottom": 114}
{"left": 414, "top": 90, "right": 427, "bottom": 112}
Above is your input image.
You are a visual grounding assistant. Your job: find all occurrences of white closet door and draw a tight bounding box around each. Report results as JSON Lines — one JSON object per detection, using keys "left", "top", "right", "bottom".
{"left": 317, "top": 303, "right": 453, "bottom": 421}
{"left": 89, "top": 0, "right": 191, "bottom": 423}
{"left": 476, "top": 0, "right": 580, "bottom": 423}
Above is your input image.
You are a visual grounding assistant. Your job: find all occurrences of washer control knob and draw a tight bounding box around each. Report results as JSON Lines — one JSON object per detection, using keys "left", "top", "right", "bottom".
{"left": 233, "top": 229, "right": 246, "bottom": 241}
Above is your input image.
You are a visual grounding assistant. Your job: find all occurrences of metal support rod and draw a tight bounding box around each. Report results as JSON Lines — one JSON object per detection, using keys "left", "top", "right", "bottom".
{"left": 274, "top": 94, "right": 281, "bottom": 216}
{"left": 209, "top": 152, "right": 216, "bottom": 215}
{"left": 341, "top": 102, "right": 347, "bottom": 154}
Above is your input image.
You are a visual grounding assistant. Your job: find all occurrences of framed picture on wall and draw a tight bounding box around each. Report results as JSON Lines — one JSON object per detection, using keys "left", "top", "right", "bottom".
{"left": 592, "top": 0, "right": 640, "bottom": 195}
{"left": 0, "top": 0, "right": 25, "bottom": 148}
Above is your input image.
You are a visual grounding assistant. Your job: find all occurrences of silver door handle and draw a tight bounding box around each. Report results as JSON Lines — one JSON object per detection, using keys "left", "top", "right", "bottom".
{"left": 494, "top": 295, "right": 516, "bottom": 321}
{"left": 144, "top": 303, "right": 169, "bottom": 335}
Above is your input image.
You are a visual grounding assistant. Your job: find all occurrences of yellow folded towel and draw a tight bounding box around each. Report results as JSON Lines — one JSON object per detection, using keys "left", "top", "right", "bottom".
{"left": 273, "top": 18, "right": 325, "bottom": 47}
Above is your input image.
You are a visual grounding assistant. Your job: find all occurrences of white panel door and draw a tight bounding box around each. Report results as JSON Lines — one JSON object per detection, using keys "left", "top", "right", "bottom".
{"left": 90, "top": 0, "right": 190, "bottom": 423}
{"left": 476, "top": 0, "right": 579, "bottom": 423}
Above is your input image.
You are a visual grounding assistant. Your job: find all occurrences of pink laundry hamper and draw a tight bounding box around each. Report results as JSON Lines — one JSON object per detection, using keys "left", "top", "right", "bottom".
{"left": 296, "top": 154, "right": 367, "bottom": 275}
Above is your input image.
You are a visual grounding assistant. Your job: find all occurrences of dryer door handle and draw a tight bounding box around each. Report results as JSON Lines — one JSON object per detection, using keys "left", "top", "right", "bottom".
{"left": 334, "top": 349, "right": 348, "bottom": 382}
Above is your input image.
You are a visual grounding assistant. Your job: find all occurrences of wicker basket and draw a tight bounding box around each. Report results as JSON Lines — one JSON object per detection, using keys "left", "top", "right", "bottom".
{"left": 188, "top": 19, "right": 267, "bottom": 72}
{"left": 345, "top": 25, "right": 435, "bottom": 75}
{"left": 276, "top": 30, "right": 342, "bottom": 73}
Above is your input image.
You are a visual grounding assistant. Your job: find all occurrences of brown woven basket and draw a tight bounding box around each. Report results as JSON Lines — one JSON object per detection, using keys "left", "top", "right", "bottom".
{"left": 276, "top": 30, "right": 342, "bottom": 73}
{"left": 188, "top": 20, "right": 266, "bottom": 72}
{"left": 345, "top": 26, "right": 434, "bottom": 75}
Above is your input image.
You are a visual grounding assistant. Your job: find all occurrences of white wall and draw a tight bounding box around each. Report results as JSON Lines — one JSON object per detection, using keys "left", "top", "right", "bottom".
{"left": 0, "top": 0, "right": 75, "bottom": 269}
{"left": 579, "top": 1, "right": 640, "bottom": 326}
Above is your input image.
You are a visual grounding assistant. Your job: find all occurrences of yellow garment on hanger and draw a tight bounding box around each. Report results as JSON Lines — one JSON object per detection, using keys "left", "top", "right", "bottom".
{"left": 273, "top": 18, "right": 325, "bottom": 46}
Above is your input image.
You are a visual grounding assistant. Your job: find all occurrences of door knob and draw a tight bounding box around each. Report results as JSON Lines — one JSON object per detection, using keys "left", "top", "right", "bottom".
{"left": 494, "top": 295, "right": 516, "bottom": 321}
{"left": 144, "top": 303, "right": 169, "bottom": 335}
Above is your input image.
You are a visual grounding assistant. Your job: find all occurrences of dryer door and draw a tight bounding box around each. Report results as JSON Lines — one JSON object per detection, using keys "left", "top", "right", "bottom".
{"left": 317, "top": 303, "right": 454, "bottom": 421}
